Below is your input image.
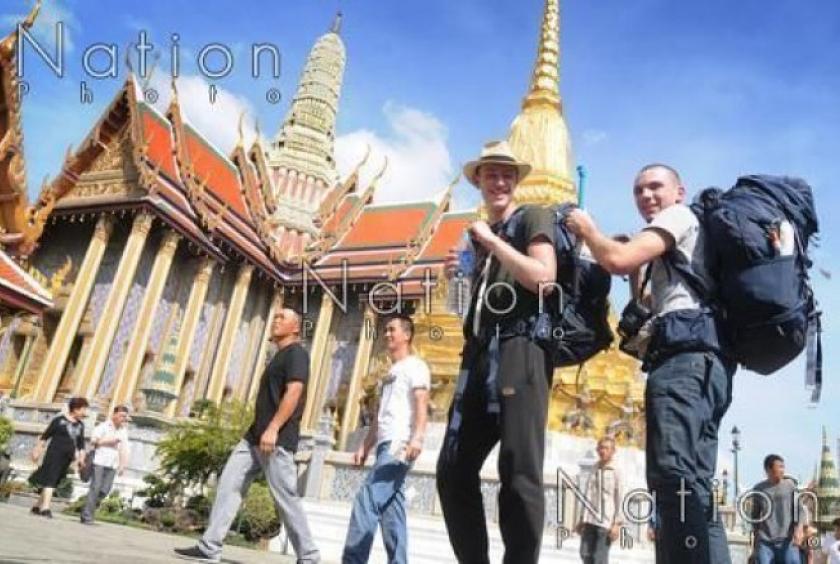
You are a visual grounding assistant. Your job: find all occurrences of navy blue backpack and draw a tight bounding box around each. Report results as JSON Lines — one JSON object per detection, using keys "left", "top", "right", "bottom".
{"left": 671, "top": 175, "right": 822, "bottom": 399}
{"left": 503, "top": 204, "right": 614, "bottom": 368}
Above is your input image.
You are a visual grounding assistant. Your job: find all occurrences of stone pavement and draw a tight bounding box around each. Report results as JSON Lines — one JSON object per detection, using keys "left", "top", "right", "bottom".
{"left": 0, "top": 503, "right": 299, "bottom": 564}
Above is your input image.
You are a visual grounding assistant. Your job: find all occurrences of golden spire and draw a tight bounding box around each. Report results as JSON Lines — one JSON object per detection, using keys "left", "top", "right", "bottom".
{"left": 507, "top": 0, "right": 576, "bottom": 206}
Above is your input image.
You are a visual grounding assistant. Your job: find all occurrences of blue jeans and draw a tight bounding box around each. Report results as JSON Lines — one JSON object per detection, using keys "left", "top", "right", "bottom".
{"left": 646, "top": 351, "right": 734, "bottom": 564}
{"left": 342, "top": 442, "right": 411, "bottom": 564}
{"left": 756, "top": 540, "right": 801, "bottom": 564}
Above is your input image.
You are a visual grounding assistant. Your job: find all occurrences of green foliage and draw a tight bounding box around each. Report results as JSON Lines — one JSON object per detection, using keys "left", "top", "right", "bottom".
{"left": 155, "top": 400, "right": 253, "bottom": 496}
{"left": 0, "top": 479, "right": 32, "bottom": 500}
{"left": 100, "top": 491, "right": 125, "bottom": 514}
{"left": 185, "top": 493, "right": 212, "bottom": 519}
{"left": 55, "top": 477, "right": 74, "bottom": 499}
{"left": 237, "top": 482, "right": 282, "bottom": 541}
{"left": 0, "top": 415, "right": 13, "bottom": 449}
{"left": 136, "top": 474, "right": 171, "bottom": 508}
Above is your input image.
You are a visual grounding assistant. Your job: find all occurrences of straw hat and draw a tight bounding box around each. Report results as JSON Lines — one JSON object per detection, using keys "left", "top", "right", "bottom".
{"left": 462, "top": 140, "right": 532, "bottom": 187}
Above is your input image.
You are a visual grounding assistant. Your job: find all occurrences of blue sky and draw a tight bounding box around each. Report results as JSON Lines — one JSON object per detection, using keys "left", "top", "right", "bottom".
{"left": 3, "top": 0, "right": 839, "bottom": 490}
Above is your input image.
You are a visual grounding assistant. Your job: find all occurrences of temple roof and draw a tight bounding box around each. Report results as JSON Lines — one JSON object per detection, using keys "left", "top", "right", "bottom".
{"left": 0, "top": 248, "right": 52, "bottom": 313}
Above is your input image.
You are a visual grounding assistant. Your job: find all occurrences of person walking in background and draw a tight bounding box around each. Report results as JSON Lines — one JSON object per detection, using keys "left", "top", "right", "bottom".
{"left": 342, "top": 314, "right": 430, "bottom": 564}
{"left": 576, "top": 436, "right": 623, "bottom": 564}
{"left": 174, "top": 308, "right": 319, "bottom": 563}
{"left": 750, "top": 454, "right": 808, "bottom": 564}
{"left": 29, "top": 397, "right": 88, "bottom": 518}
{"left": 80, "top": 405, "right": 130, "bottom": 524}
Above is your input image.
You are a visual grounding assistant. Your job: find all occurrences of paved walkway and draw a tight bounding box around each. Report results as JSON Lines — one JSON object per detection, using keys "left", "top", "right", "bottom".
{"left": 0, "top": 503, "right": 298, "bottom": 564}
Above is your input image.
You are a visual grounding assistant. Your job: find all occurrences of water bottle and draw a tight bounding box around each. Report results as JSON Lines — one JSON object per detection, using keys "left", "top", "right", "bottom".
{"left": 779, "top": 220, "right": 795, "bottom": 256}
{"left": 447, "top": 232, "right": 475, "bottom": 317}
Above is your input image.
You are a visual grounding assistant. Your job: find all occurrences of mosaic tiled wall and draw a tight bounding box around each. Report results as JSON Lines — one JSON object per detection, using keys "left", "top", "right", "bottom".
{"left": 84, "top": 224, "right": 129, "bottom": 328}
{"left": 97, "top": 229, "right": 157, "bottom": 398}
{"left": 224, "top": 279, "right": 264, "bottom": 392}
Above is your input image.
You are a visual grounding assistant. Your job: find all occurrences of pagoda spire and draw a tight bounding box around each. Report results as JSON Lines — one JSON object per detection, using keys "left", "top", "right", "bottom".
{"left": 816, "top": 426, "right": 840, "bottom": 532}
{"left": 267, "top": 14, "right": 346, "bottom": 191}
{"left": 507, "top": 0, "right": 575, "bottom": 207}
{"left": 331, "top": 11, "right": 343, "bottom": 34}
{"left": 524, "top": 0, "right": 561, "bottom": 109}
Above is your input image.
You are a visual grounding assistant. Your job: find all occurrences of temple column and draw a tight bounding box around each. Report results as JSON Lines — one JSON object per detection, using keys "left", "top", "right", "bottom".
{"left": 110, "top": 230, "right": 181, "bottom": 411}
{"left": 206, "top": 264, "right": 254, "bottom": 403}
{"left": 302, "top": 297, "right": 335, "bottom": 431}
{"left": 74, "top": 213, "right": 154, "bottom": 400}
{"left": 164, "top": 257, "right": 215, "bottom": 418}
{"left": 338, "top": 305, "right": 376, "bottom": 450}
{"left": 246, "top": 289, "right": 282, "bottom": 402}
{"left": 33, "top": 216, "right": 115, "bottom": 402}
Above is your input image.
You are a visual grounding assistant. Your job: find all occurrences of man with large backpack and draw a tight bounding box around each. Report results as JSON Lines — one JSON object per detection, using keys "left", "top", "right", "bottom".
{"left": 566, "top": 164, "right": 733, "bottom": 564}
{"left": 437, "top": 140, "right": 557, "bottom": 564}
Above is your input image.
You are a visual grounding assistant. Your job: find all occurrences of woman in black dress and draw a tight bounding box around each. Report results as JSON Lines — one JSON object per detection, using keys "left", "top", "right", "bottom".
{"left": 29, "top": 397, "right": 89, "bottom": 517}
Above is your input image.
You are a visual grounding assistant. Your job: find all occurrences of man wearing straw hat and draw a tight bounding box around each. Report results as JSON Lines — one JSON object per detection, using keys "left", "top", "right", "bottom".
{"left": 437, "top": 140, "right": 557, "bottom": 564}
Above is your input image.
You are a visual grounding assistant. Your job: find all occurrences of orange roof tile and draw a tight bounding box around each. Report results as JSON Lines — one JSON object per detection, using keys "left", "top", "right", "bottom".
{"left": 415, "top": 211, "right": 475, "bottom": 262}
{"left": 183, "top": 125, "right": 249, "bottom": 218}
{"left": 0, "top": 250, "right": 52, "bottom": 312}
{"left": 138, "top": 104, "right": 180, "bottom": 183}
{"left": 339, "top": 202, "right": 436, "bottom": 249}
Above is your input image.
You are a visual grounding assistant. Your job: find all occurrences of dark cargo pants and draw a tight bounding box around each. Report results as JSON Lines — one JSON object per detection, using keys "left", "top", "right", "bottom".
{"left": 437, "top": 336, "right": 552, "bottom": 564}
{"left": 646, "top": 351, "right": 734, "bottom": 564}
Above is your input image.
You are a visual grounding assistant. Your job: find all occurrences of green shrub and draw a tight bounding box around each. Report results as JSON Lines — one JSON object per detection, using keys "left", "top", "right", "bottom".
{"left": 136, "top": 474, "right": 171, "bottom": 508}
{"left": 237, "top": 482, "right": 281, "bottom": 541}
{"left": 0, "top": 415, "right": 12, "bottom": 449}
{"left": 0, "top": 479, "right": 32, "bottom": 500}
{"left": 55, "top": 477, "right": 74, "bottom": 499}
{"left": 100, "top": 491, "right": 124, "bottom": 514}
{"left": 155, "top": 400, "right": 253, "bottom": 497}
{"left": 160, "top": 509, "right": 176, "bottom": 529}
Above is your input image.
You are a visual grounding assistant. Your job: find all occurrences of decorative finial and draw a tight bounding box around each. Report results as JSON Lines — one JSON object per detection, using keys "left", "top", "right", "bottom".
{"left": 170, "top": 77, "right": 179, "bottom": 104}
{"left": 371, "top": 156, "right": 389, "bottom": 185}
{"left": 22, "top": 0, "right": 41, "bottom": 30}
{"left": 524, "top": 0, "right": 561, "bottom": 108}
{"left": 237, "top": 111, "right": 247, "bottom": 148}
{"left": 331, "top": 11, "right": 343, "bottom": 34}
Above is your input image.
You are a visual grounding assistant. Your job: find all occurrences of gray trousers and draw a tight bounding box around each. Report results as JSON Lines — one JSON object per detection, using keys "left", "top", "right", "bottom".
{"left": 81, "top": 464, "right": 116, "bottom": 522}
{"left": 199, "top": 439, "right": 319, "bottom": 562}
{"left": 580, "top": 523, "right": 611, "bottom": 564}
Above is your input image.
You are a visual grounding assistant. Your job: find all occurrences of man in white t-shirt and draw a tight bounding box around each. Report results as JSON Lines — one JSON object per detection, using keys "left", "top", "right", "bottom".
{"left": 823, "top": 518, "right": 840, "bottom": 564}
{"left": 342, "top": 314, "right": 430, "bottom": 564}
{"left": 80, "top": 405, "right": 130, "bottom": 524}
{"left": 567, "top": 164, "right": 734, "bottom": 564}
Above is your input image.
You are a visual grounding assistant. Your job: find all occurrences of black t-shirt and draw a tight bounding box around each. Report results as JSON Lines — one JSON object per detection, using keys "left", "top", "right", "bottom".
{"left": 41, "top": 415, "right": 85, "bottom": 454}
{"left": 464, "top": 206, "right": 556, "bottom": 336}
{"left": 245, "top": 342, "right": 309, "bottom": 452}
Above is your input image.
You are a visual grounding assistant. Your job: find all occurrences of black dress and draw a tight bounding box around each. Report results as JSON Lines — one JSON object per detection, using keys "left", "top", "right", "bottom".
{"left": 29, "top": 415, "right": 85, "bottom": 488}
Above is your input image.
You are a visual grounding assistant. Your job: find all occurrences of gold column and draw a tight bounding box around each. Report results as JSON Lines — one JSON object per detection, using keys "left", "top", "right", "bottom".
{"left": 74, "top": 213, "right": 154, "bottom": 400}
{"left": 110, "top": 230, "right": 181, "bottom": 410}
{"left": 301, "top": 297, "right": 335, "bottom": 431}
{"left": 165, "top": 257, "right": 215, "bottom": 418}
{"left": 338, "top": 305, "right": 376, "bottom": 450}
{"left": 246, "top": 289, "right": 282, "bottom": 402}
{"left": 206, "top": 264, "right": 254, "bottom": 403}
{"left": 33, "top": 216, "right": 115, "bottom": 402}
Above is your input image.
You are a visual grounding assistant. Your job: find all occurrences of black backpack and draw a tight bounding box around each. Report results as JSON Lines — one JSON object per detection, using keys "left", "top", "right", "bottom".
{"left": 670, "top": 175, "right": 822, "bottom": 399}
{"left": 503, "top": 204, "right": 614, "bottom": 368}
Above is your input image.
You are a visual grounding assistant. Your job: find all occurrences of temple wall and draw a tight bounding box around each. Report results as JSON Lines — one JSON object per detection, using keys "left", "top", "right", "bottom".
{"left": 96, "top": 228, "right": 158, "bottom": 399}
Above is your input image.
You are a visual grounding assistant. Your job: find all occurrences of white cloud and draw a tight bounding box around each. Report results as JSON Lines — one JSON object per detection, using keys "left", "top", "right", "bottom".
{"left": 1, "top": 0, "right": 80, "bottom": 54}
{"left": 145, "top": 73, "right": 260, "bottom": 154}
{"left": 335, "top": 101, "right": 455, "bottom": 204}
{"left": 581, "top": 128, "right": 608, "bottom": 147}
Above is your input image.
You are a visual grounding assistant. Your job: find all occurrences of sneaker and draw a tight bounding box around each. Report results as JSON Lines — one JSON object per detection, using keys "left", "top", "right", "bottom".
{"left": 30, "top": 506, "right": 40, "bottom": 515}
{"left": 80, "top": 518, "right": 95, "bottom": 525}
{"left": 39, "top": 509, "right": 53, "bottom": 518}
{"left": 173, "top": 546, "right": 220, "bottom": 563}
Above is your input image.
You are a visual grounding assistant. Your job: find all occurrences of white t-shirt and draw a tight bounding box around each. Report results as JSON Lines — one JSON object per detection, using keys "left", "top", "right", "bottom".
{"left": 824, "top": 534, "right": 840, "bottom": 564}
{"left": 92, "top": 420, "right": 130, "bottom": 469}
{"left": 643, "top": 203, "right": 713, "bottom": 317}
{"left": 375, "top": 355, "right": 431, "bottom": 448}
